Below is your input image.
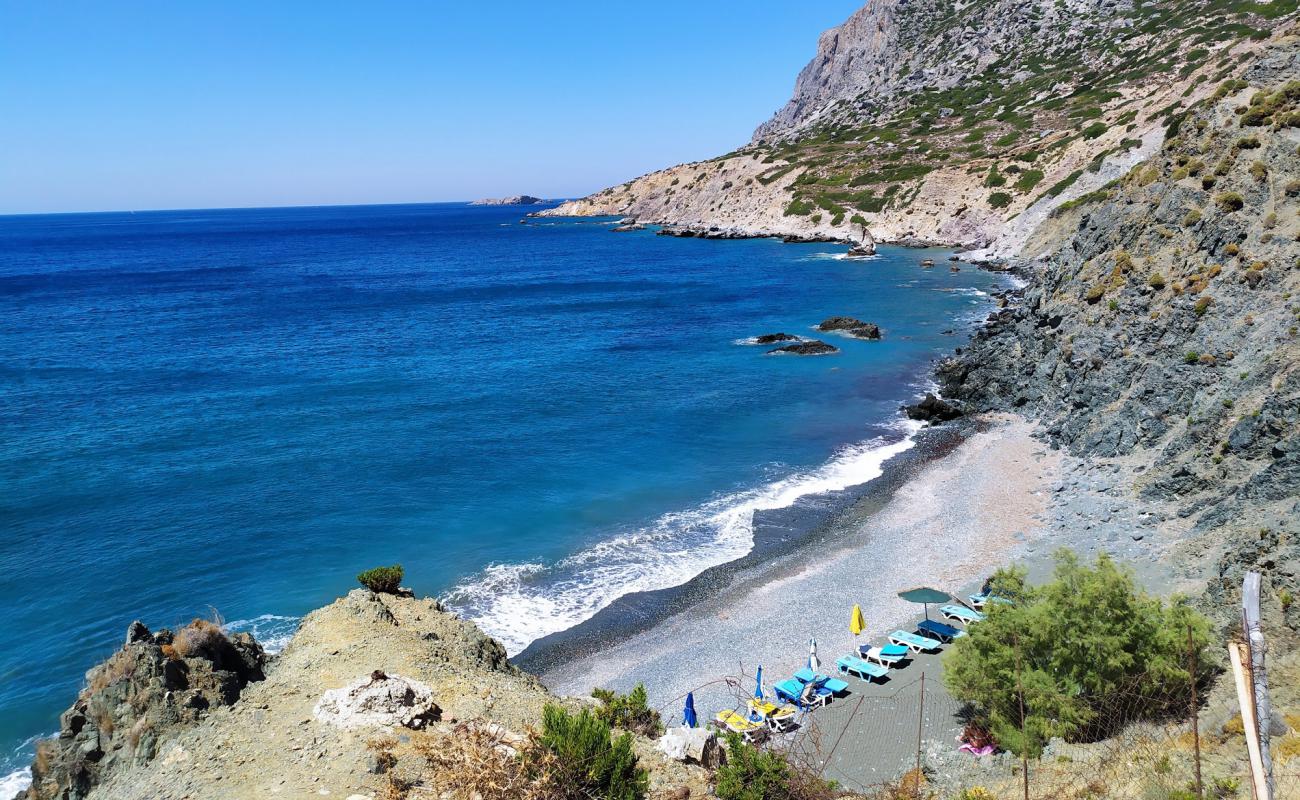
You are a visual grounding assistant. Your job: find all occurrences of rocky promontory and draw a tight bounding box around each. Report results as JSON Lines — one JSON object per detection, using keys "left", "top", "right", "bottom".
{"left": 469, "top": 195, "right": 547, "bottom": 206}
{"left": 25, "top": 590, "right": 710, "bottom": 800}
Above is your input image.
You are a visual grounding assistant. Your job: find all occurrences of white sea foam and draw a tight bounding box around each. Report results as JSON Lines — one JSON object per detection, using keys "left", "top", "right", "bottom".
{"left": 732, "top": 335, "right": 807, "bottom": 346}
{"left": 800, "top": 251, "right": 881, "bottom": 262}
{"left": 224, "top": 614, "right": 300, "bottom": 654}
{"left": 442, "top": 425, "right": 921, "bottom": 655}
{"left": 0, "top": 768, "right": 30, "bottom": 800}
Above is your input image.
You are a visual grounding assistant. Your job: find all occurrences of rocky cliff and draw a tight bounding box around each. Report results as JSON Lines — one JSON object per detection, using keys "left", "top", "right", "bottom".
{"left": 938, "top": 41, "right": 1300, "bottom": 603}
{"left": 541, "top": 0, "right": 1295, "bottom": 254}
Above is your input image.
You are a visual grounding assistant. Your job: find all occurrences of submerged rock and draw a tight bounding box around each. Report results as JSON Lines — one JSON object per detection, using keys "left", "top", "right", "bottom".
{"left": 768, "top": 340, "right": 839, "bottom": 355}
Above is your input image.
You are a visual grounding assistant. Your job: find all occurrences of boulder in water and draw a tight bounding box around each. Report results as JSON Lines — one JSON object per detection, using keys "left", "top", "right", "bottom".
{"left": 768, "top": 340, "right": 839, "bottom": 355}
{"left": 753, "top": 332, "right": 799, "bottom": 344}
{"left": 817, "top": 317, "right": 882, "bottom": 340}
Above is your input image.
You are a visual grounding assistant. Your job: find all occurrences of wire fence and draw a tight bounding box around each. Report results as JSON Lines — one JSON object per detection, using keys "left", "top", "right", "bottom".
{"left": 650, "top": 635, "right": 1300, "bottom": 800}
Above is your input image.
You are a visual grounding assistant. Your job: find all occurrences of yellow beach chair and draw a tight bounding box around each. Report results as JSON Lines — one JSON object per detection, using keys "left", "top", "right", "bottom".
{"left": 714, "top": 709, "right": 766, "bottom": 742}
{"left": 747, "top": 699, "right": 798, "bottom": 732}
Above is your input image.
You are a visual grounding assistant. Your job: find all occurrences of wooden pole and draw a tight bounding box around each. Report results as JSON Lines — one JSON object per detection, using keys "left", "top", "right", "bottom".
{"left": 914, "top": 672, "right": 925, "bottom": 800}
{"left": 1229, "top": 641, "right": 1269, "bottom": 800}
{"left": 1188, "top": 625, "right": 1203, "bottom": 800}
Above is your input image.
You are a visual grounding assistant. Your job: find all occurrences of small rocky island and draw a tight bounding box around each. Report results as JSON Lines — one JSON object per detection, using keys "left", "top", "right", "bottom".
{"left": 469, "top": 195, "right": 547, "bottom": 206}
{"left": 817, "top": 316, "right": 882, "bottom": 340}
{"left": 752, "top": 332, "right": 799, "bottom": 344}
{"left": 767, "top": 339, "right": 838, "bottom": 355}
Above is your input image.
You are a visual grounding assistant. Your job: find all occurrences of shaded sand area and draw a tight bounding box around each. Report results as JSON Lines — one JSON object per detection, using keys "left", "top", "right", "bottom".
{"left": 539, "top": 414, "right": 1060, "bottom": 790}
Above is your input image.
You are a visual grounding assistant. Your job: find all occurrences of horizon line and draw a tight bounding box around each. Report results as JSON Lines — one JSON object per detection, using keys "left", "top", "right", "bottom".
{"left": 0, "top": 197, "right": 574, "bottom": 220}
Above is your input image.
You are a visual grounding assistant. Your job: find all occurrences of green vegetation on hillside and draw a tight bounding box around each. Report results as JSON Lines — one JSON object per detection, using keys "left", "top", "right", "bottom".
{"left": 730, "top": 0, "right": 1292, "bottom": 220}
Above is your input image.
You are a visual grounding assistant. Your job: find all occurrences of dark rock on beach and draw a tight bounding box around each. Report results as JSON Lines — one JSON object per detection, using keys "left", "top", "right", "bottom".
{"left": 904, "top": 393, "right": 964, "bottom": 422}
{"left": 768, "top": 340, "right": 839, "bottom": 355}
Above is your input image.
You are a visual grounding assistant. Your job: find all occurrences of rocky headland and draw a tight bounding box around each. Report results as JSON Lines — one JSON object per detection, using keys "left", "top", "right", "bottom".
{"left": 469, "top": 195, "right": 547, "bottom": 206}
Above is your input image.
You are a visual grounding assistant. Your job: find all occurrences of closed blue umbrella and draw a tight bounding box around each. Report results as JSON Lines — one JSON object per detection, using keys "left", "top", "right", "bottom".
{"left": 683, "top": 692, "right": 697, "bottom": 728}
{"left": 754, "top": 665, "right": 764, "bottom": 700}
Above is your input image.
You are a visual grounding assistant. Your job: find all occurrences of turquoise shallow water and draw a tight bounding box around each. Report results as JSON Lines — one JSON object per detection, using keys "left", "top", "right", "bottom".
{"left": 0, "top": 203, "right": 1006, "bottom": 790}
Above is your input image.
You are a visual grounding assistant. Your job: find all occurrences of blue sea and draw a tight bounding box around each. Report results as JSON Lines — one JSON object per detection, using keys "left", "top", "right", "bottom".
{"left": 0, "top": 203, "right": 1007, "bottom": 792}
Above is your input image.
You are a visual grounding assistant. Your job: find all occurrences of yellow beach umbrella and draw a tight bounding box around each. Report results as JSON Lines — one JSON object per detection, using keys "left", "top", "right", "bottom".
{"left": 850, "top": 604, "right": 866, "bottom": 637}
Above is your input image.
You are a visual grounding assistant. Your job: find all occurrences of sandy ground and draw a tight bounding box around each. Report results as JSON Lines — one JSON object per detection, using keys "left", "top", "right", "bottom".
{"left": 539, "top": 414, "right": 1061, "bottom": 790}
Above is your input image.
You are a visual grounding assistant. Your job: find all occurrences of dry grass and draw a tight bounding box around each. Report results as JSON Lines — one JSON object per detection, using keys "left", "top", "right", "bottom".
{"left": 86, "top": 651, "right": 135, "bottom": 694}
{"left": 409, "top": 724, "right": 562, "bottom": 800}
{"left": 171, "top": 618, "right": 229, "bottom": 660}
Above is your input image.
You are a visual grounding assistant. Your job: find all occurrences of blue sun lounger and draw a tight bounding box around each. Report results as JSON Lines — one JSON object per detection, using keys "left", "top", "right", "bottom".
{"left": 917, "top": 618, "right": 964, "bottom": 642}
{"left": 835, "top": 655, "right": 889, "bottom": 682}
{"left": 774, "top": 678, "right": 830, "bottom": 709}
{"left": 940, "top": 604, "right": 985, "bottom": 624}
{"left": 968, "top": 593, "right": 1013, "bottom": 610}
{"left": 888, "top": 629, "right": 942, "bottom": 652}
{"left": 860, "top": 643, "right": 910, "bottom": 667}
{"left": 794, "top": 668, "right": 849, "bottom": 694}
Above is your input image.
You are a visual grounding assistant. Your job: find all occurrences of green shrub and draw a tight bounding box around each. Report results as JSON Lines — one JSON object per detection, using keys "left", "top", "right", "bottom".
{"left": 1215, "top": 192, "right": 1244, "bottom": 212}
{"left": 783, "top": 198, "right": 813, "bottom": 216}
{"left": 989, "top": 191, "right": 1013, "bottom": 209}
{"left": 985, "top": 165, "right": 1007, "bottom": 188}
{"left": 1286, "top": 180, "right": 1300, "bottom": 197}
{"left": 1015, "top": 169, "right": 1045, "bottom": 192}
{"left": 714, "top": 733, "right": 837, "bottom": 800}
{"left": 1082, "top": 122, "right": 1108, "bottom": 139}
{"left": 357, "top": 564, "right": 404, "bottom": 593}
{"left": 541, "top": 705, "right": 647, "bottom": 800}
{"left": 1249, "top": 161, "right": 1267, "bottom": 181}
{"left": 1185, "top": 351, "right": 1201, "bottom": 364}
{"left": 1195, "top": 296, "right": 1213, "bottom": 316}
{"left": 591, "top": 684, "right": 663, "bottom": 738}
{"left": 944, "top": 552, "right": 1212, "bottom": 758}
{"left": 1148, "top": 273, "right": 1166, "bottom": 289}
{"left": 1183, "top": 209, "right": 1202, "bottom": 226}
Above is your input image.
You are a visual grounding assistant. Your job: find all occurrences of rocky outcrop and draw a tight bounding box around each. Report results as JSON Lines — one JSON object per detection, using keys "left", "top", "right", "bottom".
{"left": 313, "top": 670, "right": 439, "bottom": 730}
{"left": 818, "top": 317, "right": 882, "bottom": 340}
{"left": 469, "top": 195, "right": 546, "bottom": 206}
{"left": 904, "top": 393, "right": 963, "bottom": 423}
{"left": 753, "top": 332, "right": 799, "bottom": 344}
{"left": 768, "top": 340, "right": 839, "bottom": 355}
{"left": 26, "top": 621, "right": 265, "bottom": 800}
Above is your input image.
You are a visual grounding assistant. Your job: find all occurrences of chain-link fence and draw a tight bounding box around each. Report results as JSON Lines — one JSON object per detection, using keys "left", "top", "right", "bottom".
{"left": 653, "top": 632, "right": 1299, "bottom": 799}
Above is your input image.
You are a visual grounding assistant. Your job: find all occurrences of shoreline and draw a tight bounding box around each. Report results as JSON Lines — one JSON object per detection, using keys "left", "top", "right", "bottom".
{"left": 528, "top": 413, "right": 1064, "bottom": 785}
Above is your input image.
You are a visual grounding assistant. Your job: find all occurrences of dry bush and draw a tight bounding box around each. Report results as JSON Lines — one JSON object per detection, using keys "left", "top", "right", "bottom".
{"left": 412, "top": 723, "right": 562, "bottom": 800}
{"left": 172, "top": 618, "right": 229, "bottom": 660}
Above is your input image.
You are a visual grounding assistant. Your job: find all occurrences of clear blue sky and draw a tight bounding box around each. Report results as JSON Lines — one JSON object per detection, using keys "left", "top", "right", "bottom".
{"left": 0, "top": 1, "right": 864, "bottom": 214}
